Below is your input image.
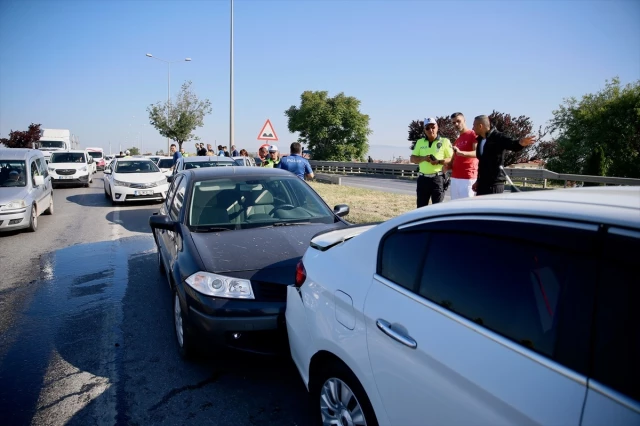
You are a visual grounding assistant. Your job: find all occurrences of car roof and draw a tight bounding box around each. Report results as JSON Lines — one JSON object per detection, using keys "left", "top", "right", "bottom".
{"left": 57, "top": 150, "right": 87, "bottom": 154}
{"left": 390, "top": 186, "right": 640, "bottom": 231}
{"left": 185, "top": 165, "right": 293, "bottom": 180}
{"left": 0, "top": 148, "right": 45, "bottom": 160}
{"left": 183, "top": 156, "right": 235, "bottom": 163}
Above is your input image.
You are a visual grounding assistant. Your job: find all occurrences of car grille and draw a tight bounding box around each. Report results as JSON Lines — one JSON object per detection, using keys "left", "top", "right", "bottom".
{"left": 125, "top": 194, "right": 161, "bottom": 200}
{"left": 56, "top": 169, "right": 76, "bottom": 175}
{"left": 130, "top": 182, "right": 157, "bottom": 189}
{"left": 253, "top": 281, "right": 287, "bottom": 302}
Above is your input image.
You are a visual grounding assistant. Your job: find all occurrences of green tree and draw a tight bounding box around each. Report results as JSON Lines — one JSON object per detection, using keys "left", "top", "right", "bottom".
{"left": 285, "top": 91, "right": 372, "bottom": 161}
{"left": 147, "top": 81, "right": 212, "bottom": 150}
{"left": 0, "top": 123, "right": 42, "bottom": 148}
{"left": 546, "top": 78, "right": 640, "bottom": 177}
{"left": 128, "top": 147, "right": 140, "bottom": 156}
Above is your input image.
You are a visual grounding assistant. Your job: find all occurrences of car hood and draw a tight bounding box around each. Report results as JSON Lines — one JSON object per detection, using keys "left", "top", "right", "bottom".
{"left": 0, "top": 187, "right": 30, "bottom": 204}
{"left": 191, "top": 222, "right": 346, "bottom": 278}
{"left": 113, "top": 172, "right": 165, "bottom": 183}
{"left": 49, "top": 162, "right": 88, "bottom": 169}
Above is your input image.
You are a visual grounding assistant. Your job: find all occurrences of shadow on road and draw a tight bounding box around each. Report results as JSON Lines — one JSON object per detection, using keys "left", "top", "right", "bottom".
{"left": 106, "top": 208, "right": 158, "bottom": 234}
{"left": 66, "top": 192, "right": 113, "bottom": 207}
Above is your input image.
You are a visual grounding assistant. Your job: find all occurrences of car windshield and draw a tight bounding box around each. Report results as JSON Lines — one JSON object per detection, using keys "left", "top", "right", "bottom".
{"left": 184, "top": 161, "right": 234, "bottom": 170}
{"left": 188, "top": 176, "right": 337, "bottom": 230}
{"left": 88, "top": 151, "right": 103, "bottom": 159}
{"left": 0, "top": 160, "right": 27, "bottom": 188}
{"left": 39, "top": 141, "right": 65, "bottom": 149}
{"left": 157, "top": 159, "right": 174, "bottom": 168}
{"left": 115, "top": 160, "right": 160, "bottom": 173}
{"left": 50, "top": 152, "right": 85, "bottom": 163}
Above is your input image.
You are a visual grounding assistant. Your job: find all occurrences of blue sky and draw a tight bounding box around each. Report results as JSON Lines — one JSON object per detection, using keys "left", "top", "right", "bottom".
{"left": 1, "top": 0, "right": 638, "bottom": 160}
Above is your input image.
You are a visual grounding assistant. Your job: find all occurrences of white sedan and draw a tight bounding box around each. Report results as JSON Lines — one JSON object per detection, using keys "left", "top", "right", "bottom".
{"left": 286, "top": 186, "right": 640, "bottom": 426}
{"left": 103, "top": 158, "right": 169, "bottom": 204}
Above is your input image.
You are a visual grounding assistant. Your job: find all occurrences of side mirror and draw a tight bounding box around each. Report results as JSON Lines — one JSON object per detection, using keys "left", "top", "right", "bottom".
{"left": 34, "top": 175, "right": 45, "bottom": 186}
{"left": 149, "top": 214, "right": 175, "bottom": 231}
{"left": 333, "top": 204, "right": 350, "bottom": 218}
{"left": 88, "top": 157, "right": 94, "bottom": 163}
{"left": 104, "top": 169, "right": 112, "bottom": 174}
{"left": 167, "top": 175, "right": 174, "bottom": 183}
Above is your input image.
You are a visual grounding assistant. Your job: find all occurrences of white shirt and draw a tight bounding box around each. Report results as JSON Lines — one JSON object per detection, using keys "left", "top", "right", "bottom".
{"left": 479, "top": 138, "right": 487, "bottom": 156}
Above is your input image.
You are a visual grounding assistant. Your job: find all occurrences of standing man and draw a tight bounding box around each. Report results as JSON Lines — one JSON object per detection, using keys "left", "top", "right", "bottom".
{"left": 448, "top": 112, "right": 478, "bottom": 199}
{"left": 180, "top": 146, "right": 189, "bottom": 157}
{"left": 261, "top": 145, "right": 280, "bottom": 168}
{"left": 257, "top": 145, "right": 269, "bottom": 163}
{"left": 472, "top": 115, "right": 536, "bottom": 195}
{"left": 278, "top": 142, "right": 314, "bottom": 180}
{"left": 170, "top": 143, "right": 182, "bottom": 172}
{"left": 231, "top": 145, "right": 239, "bottom": 157}
{"left": 410, "top": 117, "right": 453, "bottom": 208}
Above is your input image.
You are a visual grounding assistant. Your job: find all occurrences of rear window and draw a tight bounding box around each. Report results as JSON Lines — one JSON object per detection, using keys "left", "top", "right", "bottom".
{"left": 185, "top": 161, "right": 234, "bottom": 169}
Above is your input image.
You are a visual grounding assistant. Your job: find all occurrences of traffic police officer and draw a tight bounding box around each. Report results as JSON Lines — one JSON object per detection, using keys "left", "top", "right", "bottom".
{"left": 410, "top": 117, "right": 453, "bottom": 208}
{"left": 261, "top": 145, "right": 280, "bottom": 168}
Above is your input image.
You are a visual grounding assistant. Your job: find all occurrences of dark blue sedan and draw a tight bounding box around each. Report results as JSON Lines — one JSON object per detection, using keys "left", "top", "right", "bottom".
{"left": 149, "top": 167, "right": 350, "bottom": 358}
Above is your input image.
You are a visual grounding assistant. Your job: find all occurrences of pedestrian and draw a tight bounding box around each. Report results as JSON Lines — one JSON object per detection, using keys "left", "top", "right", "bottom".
{"left": 471, "top": 115, "right": 536, "bottom": 195}
{"left": 257, "top": 145, "right": 268, "bottom": 163}
{"left": 410, "top": 117, "right": 453, "bottom": 208}
{"left": 231, "top": 145, "right": 239, "bottom": 157}
{"left": 223, "top": 146, "right": 230, "bottom": 157}
{"left": 239, "top": 149, "right": 248, "bottom": 157}
{"left": 368, "top": 156, "right": 373, "bottom": 163}
{"left": 170, "top": 143, "right": 182, "bottom": 171}
{"left": 180, "top": 146, "right": 189, "bottom": 157}
{"left": 261, "top": 145, "right": 280, "bottom": 168}
{"left": 197, "top": 143, "right": 207, "bottom": 156}
{"left": 217, "top": 145, "right": 224, "bottom": 156}
{"left": 124, "top": 149, "right": 131, "bottom": 158}
{"left": 277, "top": 142, "right": 314, "bottom": 180}
{"left": 448, "top": 112, "right": 478, "bottom": 200}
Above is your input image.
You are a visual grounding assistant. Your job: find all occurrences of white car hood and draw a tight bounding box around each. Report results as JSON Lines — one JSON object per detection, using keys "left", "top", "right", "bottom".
{"left": 0, "top": 187, "right": 30, "bottom": 204}
{"left": 112, "top": 172, "right": 166, "bottom": 183}
{"left": 49, "top": 162, "right": 88, "bottom": 169}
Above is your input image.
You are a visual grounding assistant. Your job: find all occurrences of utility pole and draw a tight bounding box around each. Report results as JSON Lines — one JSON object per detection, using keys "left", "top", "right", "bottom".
{"left": 229, "top": 0, "right": 234, "bottom": 152}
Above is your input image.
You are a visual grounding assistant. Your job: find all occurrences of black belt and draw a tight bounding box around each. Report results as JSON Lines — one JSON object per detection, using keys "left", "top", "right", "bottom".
{"left": 419, "top": 171, "right": 443, "bottom": 177}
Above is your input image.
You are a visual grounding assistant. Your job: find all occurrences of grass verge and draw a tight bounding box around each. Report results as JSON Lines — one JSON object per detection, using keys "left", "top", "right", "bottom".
{"left": 307, "top": 181, "right": 415, "bottom": 224}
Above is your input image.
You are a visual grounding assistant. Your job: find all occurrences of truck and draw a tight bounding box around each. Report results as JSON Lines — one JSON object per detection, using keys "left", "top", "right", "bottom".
{"left": 38, "top": 129, "right": 79, "bottom": 163}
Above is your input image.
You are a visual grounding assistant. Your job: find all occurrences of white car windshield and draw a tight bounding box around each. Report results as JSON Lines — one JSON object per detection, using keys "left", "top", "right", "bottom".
{"left": 115, "top": 160, "right": 160, "bottom": 173}
{"left": 50, "top": 152, "right": 86, "bottom": 163}
{"left": 39, "top": 141, "right": 65, "bottom": 149}
{"left": 184, "top": 161, "right": 234, "bottom": 169}
{"left": 88, "top": 151, "right": 103, "bottom": 159}
{"left": 0, "top": 161, "right": 27, "bottom": 188}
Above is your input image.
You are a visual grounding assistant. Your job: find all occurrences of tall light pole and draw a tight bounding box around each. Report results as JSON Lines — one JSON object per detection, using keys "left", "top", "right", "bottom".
{"left": 229, "top": 0, "right": 234, "bottom": 151}
{"left": 145, "top": 53, "right": 192, "bottom": 153}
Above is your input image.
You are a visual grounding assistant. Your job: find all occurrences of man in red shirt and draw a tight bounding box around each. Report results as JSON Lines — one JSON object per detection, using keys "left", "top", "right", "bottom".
{"left": 448, "top": 112, "right": 478, "bottom": 199}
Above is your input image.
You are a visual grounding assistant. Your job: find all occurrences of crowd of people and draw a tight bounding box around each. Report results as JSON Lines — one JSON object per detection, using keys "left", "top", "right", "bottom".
{"left": 410, "top": 112, "right": 536, "bottom": 208}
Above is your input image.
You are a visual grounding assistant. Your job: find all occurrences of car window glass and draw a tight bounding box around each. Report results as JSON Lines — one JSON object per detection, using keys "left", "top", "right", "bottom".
{"left": 169, "top": 178, "right": 188, "bottom": 221}
{"left": 592, "top": 231, "right": 639, "bottom": 402}
{"left": 36, "top": 158, "right": 48, "bottom": 178}
{"left": 30, "top": 160, "right": 39, "bottom": 185}
{"left": 378, "top": 230, "right": 429, "bottom": 291}
{"left": 418, "top": 230, "right": 596, "bottom": 362}
{"left": 163, "top": 175, "right": 182, "bottom": 214}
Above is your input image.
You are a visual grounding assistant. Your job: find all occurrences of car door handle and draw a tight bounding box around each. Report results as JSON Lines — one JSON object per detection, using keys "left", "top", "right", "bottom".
{"left": 376, "top": 319, "right": 417, "bottom": 349}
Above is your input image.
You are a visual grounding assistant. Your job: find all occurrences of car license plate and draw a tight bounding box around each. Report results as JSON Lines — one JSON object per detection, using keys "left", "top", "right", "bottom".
{"left": 59, "top": 176, "right": 73, "bottom": 179}
{"left": 135, "top": 190, "right": 153, "bottom": 196}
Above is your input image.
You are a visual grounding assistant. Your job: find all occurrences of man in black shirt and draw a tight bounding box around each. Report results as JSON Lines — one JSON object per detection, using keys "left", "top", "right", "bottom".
{"left": 472, "top": 115, "right": 536, "bottom": 195}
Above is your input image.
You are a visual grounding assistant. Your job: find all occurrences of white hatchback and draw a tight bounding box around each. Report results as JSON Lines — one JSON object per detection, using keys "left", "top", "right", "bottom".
{"left": 286, "top": 187, "right": 640, "bottom": 426}
{"left": 103, "top": 157, "right": 169, "bottom": 204}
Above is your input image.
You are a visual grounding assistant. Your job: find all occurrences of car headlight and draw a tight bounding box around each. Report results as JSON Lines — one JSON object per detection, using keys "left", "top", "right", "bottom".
{"left": 156, "top": 178, "right": 168, "bottom": 186}
{"left": 79, "top": 166, "right": 87, "bottom": 172}
{"left": 48, "top": 166, "right": 55, "bottom": 172}
{"left": 113, "top": 179, "right": 131, "bottom": 187}
{"left": 185, "top": 272, "right": 254, "bottom": 299}
{"left": 1, "top": 199, "right": 27, "bottom": 211}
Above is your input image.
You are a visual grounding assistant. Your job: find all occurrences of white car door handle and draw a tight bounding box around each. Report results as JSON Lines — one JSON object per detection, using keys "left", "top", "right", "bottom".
{"left": 376, "top": 319, "right": 417, "bottom": 349}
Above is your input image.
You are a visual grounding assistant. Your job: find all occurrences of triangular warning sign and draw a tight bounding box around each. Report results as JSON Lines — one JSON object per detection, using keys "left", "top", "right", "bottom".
{"left": 257, "top": 119, "right": 279, "bottom": 141}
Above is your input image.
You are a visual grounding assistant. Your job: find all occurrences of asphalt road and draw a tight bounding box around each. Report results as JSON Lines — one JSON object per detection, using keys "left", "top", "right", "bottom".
{"left": 0, "top": 173, "right": 310, "bottom": 426}
{"left": 341, "top": 175, "right": 453, "bottom": 202}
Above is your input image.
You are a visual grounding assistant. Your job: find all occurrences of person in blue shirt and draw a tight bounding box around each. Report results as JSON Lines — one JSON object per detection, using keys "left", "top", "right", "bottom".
{"left": 170, "top": 143, "right": 182, "bottom": 172}
{"left": 278, "top": 142, "right": 314, "bottom": 180}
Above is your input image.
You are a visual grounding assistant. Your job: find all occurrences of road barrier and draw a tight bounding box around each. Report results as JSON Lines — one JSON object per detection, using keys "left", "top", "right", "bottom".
{"left": 309, "top": 161, "right": 640, "bottom": 188}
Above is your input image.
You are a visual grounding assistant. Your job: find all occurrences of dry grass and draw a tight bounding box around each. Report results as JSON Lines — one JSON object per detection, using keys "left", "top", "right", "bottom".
{"left": 308, "top": 181, "right": 415, "bottom": 224}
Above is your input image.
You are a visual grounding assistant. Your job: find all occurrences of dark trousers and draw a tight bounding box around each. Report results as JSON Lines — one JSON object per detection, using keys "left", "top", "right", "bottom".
{"left": 477, "top": 183, "right": 505, "bottom": 196}
{"left": 417, "top": 175, "right": 444, "bottom": 208}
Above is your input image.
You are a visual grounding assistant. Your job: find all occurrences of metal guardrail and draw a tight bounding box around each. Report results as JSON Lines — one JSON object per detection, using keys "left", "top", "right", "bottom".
{"left": 309, "top": 161, "right": 640, "bottom": 187}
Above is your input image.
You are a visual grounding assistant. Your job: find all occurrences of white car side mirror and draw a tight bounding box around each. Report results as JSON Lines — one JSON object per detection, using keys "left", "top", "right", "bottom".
{"left": 34, "top": 175, "right": 45, "bottom": 186}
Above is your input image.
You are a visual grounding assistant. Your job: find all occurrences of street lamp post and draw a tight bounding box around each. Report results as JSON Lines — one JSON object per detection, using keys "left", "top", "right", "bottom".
{"left": 230, "top": 0, "right": 234, "bottom": 152}
{"left": 145, "top": 53, "right": 191, "bottom": 153}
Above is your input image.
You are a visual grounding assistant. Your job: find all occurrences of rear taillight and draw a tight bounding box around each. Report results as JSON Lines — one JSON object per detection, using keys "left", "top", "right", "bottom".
{"left": 295, "top": 260, "right": 306, "bottom": 287}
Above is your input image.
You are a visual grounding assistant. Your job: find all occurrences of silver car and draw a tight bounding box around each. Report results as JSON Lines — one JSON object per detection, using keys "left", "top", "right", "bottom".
{"left": 0, "top": 148, "right": 54, "bottom": 232}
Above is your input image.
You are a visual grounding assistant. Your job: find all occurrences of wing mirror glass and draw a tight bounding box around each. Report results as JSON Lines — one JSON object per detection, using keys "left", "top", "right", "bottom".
{"left": 333, "top": 204, "right": 350, "bottom": 217}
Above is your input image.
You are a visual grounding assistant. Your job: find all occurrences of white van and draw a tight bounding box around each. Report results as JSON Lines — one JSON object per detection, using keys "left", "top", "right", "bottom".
{"left": 86, "top": 147, "right": 104, "bottom": 172}
{"left": 47, "top": 150, "right": 94, "bottom": 188}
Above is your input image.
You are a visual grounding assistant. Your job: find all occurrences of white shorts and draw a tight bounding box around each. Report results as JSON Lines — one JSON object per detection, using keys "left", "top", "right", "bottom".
{"left": 450, "top": 177, "right": 476, "bottom": 200}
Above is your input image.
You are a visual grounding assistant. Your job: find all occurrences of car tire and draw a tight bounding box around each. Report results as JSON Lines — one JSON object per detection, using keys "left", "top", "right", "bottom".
{"left": 173, "top": 290, "right": 197, "bottom": 359}
{"left": 104, "top": 186, "right": 110, "bottom": 199}
{"left": 43, "top": 193, "right": 54, "bottom": 215}
{"left": 27, "top": 205, "right": 38, "bottom": 232}
{"left": 311, "top": 360, "right": 378, "bottom": 426}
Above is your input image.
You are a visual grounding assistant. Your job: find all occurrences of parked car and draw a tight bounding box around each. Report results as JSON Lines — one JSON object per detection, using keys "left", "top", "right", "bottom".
{"left": 171, "top": 155, "right": 236, "bottom": 178}
{"left": 149, "top": 167, "right": 350, "bottom": 358}
{"left": 47, "top": 150, "right": 93, "bottom": 188}
{"left": 103, "top": 157, "right": 169, "bottom": 205}
{"left": 146, "top": 155, "right": 161, "bottom": 164}
{"left": 233, "top": 156, "right": 256, "bottom": 167}
{"left": 0, "top": 148, "right": 53, "bottom": 232}
{"left": 287, "top": 186, "right": 640, "bottom": 426}
{"left": 156, "top": 157, "right": 174, "bottom": 177}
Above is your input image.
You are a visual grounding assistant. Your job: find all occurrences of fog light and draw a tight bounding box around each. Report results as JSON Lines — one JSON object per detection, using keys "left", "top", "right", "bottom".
{"left": 232, "top": 333, "right": 241, "bottom": 340}
{"left": 9, "top": 219, "right": 23, "bottom": 224}
{"left": 115, "top": 194, "right": 122, "bottom": 199}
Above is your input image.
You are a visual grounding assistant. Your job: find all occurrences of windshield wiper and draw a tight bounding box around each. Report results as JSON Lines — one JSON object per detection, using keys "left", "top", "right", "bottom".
{"left": 193, "top": 226, "right": 231, "bottom": 233}
{"left": 271, "top": 221, "right": 313, "bottom": 227}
